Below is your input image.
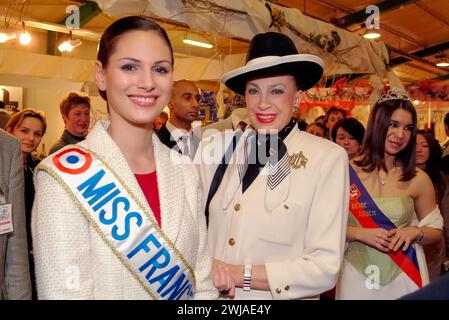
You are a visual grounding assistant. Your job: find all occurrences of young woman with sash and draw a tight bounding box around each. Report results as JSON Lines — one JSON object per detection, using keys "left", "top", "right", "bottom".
{"left": 32, "top": 16, "right": 217, "bottom": 300}
{"left": 196, "top": 32, "right": 349, "bottom": 299}
{"left": 336, "top": 88, "right": 444, "bottom": 299}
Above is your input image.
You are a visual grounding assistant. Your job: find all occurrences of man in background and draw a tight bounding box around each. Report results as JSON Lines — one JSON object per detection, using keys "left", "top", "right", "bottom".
{"left": 157, "top": 80, "right": 201, "bottom": 159}
{"left": 202, "top": 107, "right": 249, "bottom": 140}
{"left": 153, "top": 111, "right": 168, "bottom": 132}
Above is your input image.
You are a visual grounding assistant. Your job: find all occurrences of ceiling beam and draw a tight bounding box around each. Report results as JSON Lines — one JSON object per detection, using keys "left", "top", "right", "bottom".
{"left": 60, "top": 1, "right": 102, "bottom": 27}
{"left": 432, "top": 73, "right": 449, "bottom": 81}
{"left": 390, "top": 40, "right": 449, "bottom": 66}
{"left": 301, "top": 0, "right": 449, "bottom": 83}
{"left": 388, "top": 46, "right": 448, "bottom": 73}
{"left": 311, "top": 0, "right": 351, "bottom": 13}
{"left": 414, "top": 2, "right": 449, "bottom": 29}
{"left": 335, "top": 0, "right": 417, "bottom": 28}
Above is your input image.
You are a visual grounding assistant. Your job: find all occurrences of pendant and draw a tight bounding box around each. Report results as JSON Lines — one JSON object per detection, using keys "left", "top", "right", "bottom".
{"left": 378, "top": 171, "right": 387, "bottom": 186}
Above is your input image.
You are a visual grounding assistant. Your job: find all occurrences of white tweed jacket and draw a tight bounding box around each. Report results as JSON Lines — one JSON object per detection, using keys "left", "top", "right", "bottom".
{"left": 32, "top": 121, "right": 217, "bottom": 300}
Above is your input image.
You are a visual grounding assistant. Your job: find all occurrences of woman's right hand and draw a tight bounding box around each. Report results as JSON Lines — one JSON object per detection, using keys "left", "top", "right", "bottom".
{"left": 355, "top": 228, "right": 395, "bottom": 253}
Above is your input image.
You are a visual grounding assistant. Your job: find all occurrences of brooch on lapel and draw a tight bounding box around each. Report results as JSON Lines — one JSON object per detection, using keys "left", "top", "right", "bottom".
{"left": 288, "top": 151, "right": 308, "bottom": 169}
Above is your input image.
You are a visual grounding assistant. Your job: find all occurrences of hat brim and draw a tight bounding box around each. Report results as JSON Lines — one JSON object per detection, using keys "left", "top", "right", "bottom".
{"left": 221, "top": 54, "right": 324, "bottom": 95}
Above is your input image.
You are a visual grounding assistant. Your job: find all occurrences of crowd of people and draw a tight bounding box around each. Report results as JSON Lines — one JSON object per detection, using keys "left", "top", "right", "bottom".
{"left": 0, "top": 15, "right": 449, "bottom": 300}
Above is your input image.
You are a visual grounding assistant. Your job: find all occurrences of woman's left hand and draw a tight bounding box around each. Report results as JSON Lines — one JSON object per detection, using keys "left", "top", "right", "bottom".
{"left": 213, "top": 259, "right": 236, "bottom": 298}
{"left": 387, "top": 227, "right": 421, "bottom": 252}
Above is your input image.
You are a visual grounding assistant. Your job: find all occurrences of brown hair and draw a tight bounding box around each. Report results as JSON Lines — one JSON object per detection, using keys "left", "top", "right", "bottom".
{"left": 306, "top": 121, "right": 327, "bottom": 137}
{"left": 97, "top": 16, "right": 174, "bottom": 101}
{"left": 324, "top": 107, "right": 346, "bottom": 124}
{"left": 157, "top": 111, "right": 168, "bottom": 120}
{"left": 355, "top": 99, "right": 417, "bottom": 181}
{"left": 5, "top": 108, "right": 47, "bottom": 135}
{"left": 60, "top": 92, "right": 91, "bottom": 117}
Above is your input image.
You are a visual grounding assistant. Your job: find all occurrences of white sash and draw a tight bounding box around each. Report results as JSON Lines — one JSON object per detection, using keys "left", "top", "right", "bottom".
{"left": 37, "top": 146, "right": 196, "bottom": 300}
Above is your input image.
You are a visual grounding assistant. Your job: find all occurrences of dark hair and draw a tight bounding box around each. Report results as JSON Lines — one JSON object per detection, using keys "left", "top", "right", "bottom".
{"left": 60, "top": 92, "right": 91, "bottom": 117}
{"left": 297, "top": 119, "right": 308, "bottom": 131}
{"left": 325, "top": 107, "right": 346, "bottom": 123}
{"left": 306, "top": 121, "right": 328, "bottom": 138}
{"left": 97, "top": 16, "right": 174, "bottom": 101}
{"left": 355, "top": 99, "right": 417, "bottom": 181}
{"left": 331, "top": 117, "right": 365, "bottom": 144}
{"left": 416, "top": 130, "right": 445, "bottom": 202}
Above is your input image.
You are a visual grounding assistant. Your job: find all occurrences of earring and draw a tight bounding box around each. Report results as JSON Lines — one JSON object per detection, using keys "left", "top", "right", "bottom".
{"left": 293, "top": 104, "right": 299, "bottom": 113}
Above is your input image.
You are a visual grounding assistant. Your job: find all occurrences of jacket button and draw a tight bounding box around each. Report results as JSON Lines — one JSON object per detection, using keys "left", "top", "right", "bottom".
{"left": 228, "top": 238, "right": 236, "bottom": 246}
{"left": 285, "top": 285, "right": 290, "bottom": 291}
{"left": 284, "top": 204, "right": 289, "bottom": 209}
{"left": 275, "top": 288, "right": 282, "bottom": 294}
{"left": 234, "top": 203, "right": 241, "bottom": 211}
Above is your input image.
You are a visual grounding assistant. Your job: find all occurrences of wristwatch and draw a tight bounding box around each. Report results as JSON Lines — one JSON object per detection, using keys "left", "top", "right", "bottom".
{"left": 243, "top": 264, "right": 252, "bottom": 291}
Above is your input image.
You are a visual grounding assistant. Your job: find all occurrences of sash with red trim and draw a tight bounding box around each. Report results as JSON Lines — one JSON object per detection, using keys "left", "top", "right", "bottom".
{"left": 349, "top": 165, "right": 422, "bottom": 288}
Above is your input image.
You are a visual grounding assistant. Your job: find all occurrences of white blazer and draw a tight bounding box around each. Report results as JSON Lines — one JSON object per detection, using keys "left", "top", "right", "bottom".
{"left": 32, "top": 121, "right": 217, "bottom": 300}
{"left": 197, "top": 126, "right": 349, "bottom": 299}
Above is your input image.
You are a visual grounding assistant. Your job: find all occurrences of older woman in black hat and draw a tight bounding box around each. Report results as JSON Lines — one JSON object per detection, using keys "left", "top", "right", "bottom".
{"left": 196, "top": 32, "right": 349, "bottom": 299}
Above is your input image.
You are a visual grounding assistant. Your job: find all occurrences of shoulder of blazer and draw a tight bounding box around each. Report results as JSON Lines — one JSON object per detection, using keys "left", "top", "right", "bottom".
{"left": 0, "top": 129, "right": 19, "bottom": 149}
{"left": 156, "top": 125, "right": 177, "bottom": 149}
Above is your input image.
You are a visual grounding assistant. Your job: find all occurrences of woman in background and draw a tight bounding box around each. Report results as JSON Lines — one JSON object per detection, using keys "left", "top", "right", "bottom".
{"left": 5, "top": 108, "right": 47, "bottom": 299}
{"left": 415, "top": 130, "right": 449, "bottom": 281}
{"left": 331, "top": 117, "right": 365, "bottom": 160}
{"left": 306, "top": 121, "right": 327, "bottom": 138}
{"left": 324, "top": 107, "right": 346, "bottom": 139}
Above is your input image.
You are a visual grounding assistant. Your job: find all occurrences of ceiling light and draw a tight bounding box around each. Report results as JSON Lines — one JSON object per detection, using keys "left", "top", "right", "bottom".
{"left": 435, "top": 53, "right": 449, "bottom": 67}
{"left": 58, "top": 38, "right": 82, "bottom": 52}
{"left": 19, "top": 22, "right": 31, "bottom": 45}
{"left": 23, "top": 19, "right": 101, "bottom": 40}
{"left": 19, "top": 31, "right": 31, "bottom": 45}
{"left": 183, "top": 39, "right": 213, "bottom": 49}
{"left": 436, "top": 61, "right": 449, "bottom": 67}
{"left": 363, "top": 29, "right": 381, "bottom": 39}
{"left": 0, "top": 32, "right": 16, "bottom": 43}
{"left": 58, "top": 31, "right": 82, "bottom": 52}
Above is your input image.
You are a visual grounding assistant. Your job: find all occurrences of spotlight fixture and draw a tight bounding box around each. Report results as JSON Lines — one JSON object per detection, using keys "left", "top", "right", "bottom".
{"left": 19, "top": 22, "right": 31, "bottom": 45}
{"left": 363, "top": 29, "right": 381, "bottom": 39}
{"left": 435, "top": 53, "right": 449, "bottom": 68}
{"left": 58, "top": 31, "right": 82, "bottom": 52}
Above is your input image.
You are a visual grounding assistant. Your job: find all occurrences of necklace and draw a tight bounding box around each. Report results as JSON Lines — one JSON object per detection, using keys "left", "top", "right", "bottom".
{"left": 378, "top": 170, "right": 387, "bottom": 186}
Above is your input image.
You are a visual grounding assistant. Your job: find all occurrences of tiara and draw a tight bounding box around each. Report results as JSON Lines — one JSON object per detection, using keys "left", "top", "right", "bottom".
{"left": 377, "top": 87, "right": 412, "bottom": 104}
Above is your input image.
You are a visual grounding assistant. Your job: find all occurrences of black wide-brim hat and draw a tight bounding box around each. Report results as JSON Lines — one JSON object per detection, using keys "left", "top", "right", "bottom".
{"left": 221, "top": 32, "right": 324, "bottom": 95}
